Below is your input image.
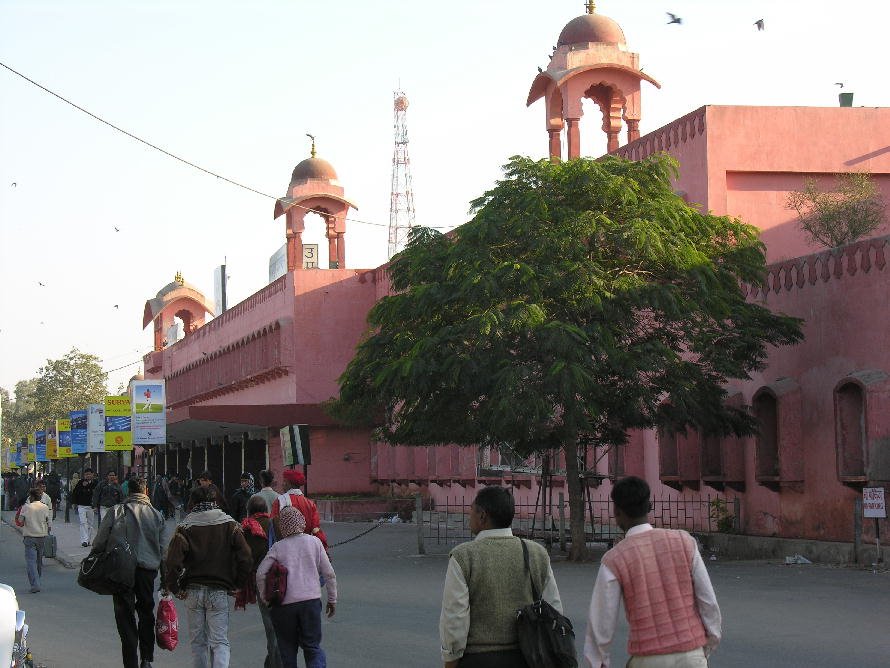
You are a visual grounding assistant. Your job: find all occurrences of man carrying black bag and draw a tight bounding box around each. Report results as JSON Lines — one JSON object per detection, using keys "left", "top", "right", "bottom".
{"left": 92, "top": 477, "right": 165, "bottom": 668}
{"left": 439, "top": 486, "right": 568, "bottom": 668}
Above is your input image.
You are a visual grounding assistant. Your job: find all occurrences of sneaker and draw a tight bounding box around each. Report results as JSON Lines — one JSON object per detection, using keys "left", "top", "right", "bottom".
{"left": 140, "top": 661, "right": 153, "bottom": 668}
{"left": 81, "top": 542, "right": 88, "bottom": 547}
{"left": 30, "top": 586, "right": 40, "bottom": 593}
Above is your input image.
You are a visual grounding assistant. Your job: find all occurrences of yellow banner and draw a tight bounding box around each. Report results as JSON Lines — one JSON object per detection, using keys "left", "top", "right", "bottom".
{"left": 46, "top": 427, "right": 59, "bottom": 460}
{"left": 56, "top": 418, "right": 74, "bottom": 457}
{"left": 26, "top": 433, "right": 36, "bottom": 462}
{"left": 105, "top": 395, "right": 133, "bottom": 451}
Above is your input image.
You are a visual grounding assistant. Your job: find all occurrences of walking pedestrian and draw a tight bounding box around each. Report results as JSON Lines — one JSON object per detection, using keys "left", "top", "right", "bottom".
{"left": 15, "top": 488, "right": 51, "bottom": 593}
{"left": 270, "top": 469, "right": 328, "bottom": 550}
{"left": 92, "top": 470, "right": 124, "bottom": 524}
{"left": 256, "top": 506, "right": 336, "bottom": 668}
{"left": 70, "top": 467, "right": 98, "bottom": 547}
{"left": 235, "top": 496, "right": 282, "bottom": 668}
{"left": 582, "top": 476, "right": 722, "bottom": 668}
{"left": 187, "top": 471, "right": 228, "bottom": 512}
{"left": 93, "top": 477, "right": 164, "bottom": 668}
{"left": 229, "top": 472, "right": 254, "bottom": 523}
{"left": 162, "top": 485, "right": 252, "bottom": 668}
{"left": 34, "top": 479, "right": 53, "bottom": 510}
{"left": 43, "top": 470, "right": 62, "bottom": 519}
{"left": 250, "top": 470, "right": 278, "bottom": 512}
{"left": 439, "top": 485, "right": 563, "bottom": 668}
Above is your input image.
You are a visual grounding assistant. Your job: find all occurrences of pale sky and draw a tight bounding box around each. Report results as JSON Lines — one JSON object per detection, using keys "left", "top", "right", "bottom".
{"left": 1, "top": 0, "right": 887, "bottom": 397}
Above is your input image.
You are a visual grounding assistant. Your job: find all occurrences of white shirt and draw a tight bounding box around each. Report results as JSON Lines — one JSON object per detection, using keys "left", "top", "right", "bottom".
{"left": 582, "top": 524, "right": 722, "bottom": 668}
{"left": 439, "top": 528, "right": 563, "bottom": 663}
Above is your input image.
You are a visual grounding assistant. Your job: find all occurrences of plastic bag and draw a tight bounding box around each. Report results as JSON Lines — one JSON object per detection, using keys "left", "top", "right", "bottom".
{"left": 155, "top": 594, "right": 179, "bottom": 651}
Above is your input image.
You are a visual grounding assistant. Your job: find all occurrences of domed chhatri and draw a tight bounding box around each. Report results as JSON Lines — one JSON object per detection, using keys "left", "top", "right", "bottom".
{"left": 557, "top": 12, "right": 626, "bottom": 47}
{"left": 527, "top": 1, "right": 659, "bottom": 158}
{"left": 290, "top": 156, "right": 339, "bottom": 185}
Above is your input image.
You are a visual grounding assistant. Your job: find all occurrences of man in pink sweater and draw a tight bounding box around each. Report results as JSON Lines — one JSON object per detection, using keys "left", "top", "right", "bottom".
{"left": 583, "top": 476, "right": 722, "bottom": 667}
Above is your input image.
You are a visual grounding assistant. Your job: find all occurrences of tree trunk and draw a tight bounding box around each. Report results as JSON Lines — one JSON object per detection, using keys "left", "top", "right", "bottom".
{"left": 563, "top": 438, "right": 589, "bottom": 561}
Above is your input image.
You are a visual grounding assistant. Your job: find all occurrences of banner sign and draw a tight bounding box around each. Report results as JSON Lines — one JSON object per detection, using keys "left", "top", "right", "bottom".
{"left": 46, "top": 424, "right": 58, "bottom": 459}
{"left": 280, "top": 425, "right": 311, "bottom": 466}
{"left": 36, "top": 430, "right": 47, "bottom": 462}
{"left": 27, "top": 433, "right": 36, "bottom": 463}
{"left": 87, "top": 404, "right": 105, "bottom": 453}
{"left": 864, "top": 487, "right": 887, "bottom": 519}
{"left": 132, "top": 380, "right": 166, "bottom": 445}
{"left": 15, "top": 440, "right": 25, "bottom": 467}
{"left": 57, "top": 418, "right": 73, "bottom": 457}
{"left": 70, "top": 410, "right": 88, "bottom": 455}
{"left": 105, "top": 395, "right": 133, "bottom": 451}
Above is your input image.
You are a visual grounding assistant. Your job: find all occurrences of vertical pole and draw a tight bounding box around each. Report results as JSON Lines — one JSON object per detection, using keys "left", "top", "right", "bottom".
{"left": 853, "top": 497, "right": 862, "bottom": 564}
{"left": 64, "top": 458, "right": 71, "bottom": 523}
{"left": 416, "top": 493, "right": 425, "bottom": 555}
{"left": 558, "top": 492, "right": 566, "bottom": 553}
{"left": 876, "top": 518, "right": 882, "bottom": 565}
{"left": 733, "top": 497, "right": 741, "bottom": 533}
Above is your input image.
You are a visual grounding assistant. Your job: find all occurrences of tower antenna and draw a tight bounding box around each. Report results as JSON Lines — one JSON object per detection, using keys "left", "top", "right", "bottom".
{"left": 387, "top": 91, "right": 416, "bottom": 259}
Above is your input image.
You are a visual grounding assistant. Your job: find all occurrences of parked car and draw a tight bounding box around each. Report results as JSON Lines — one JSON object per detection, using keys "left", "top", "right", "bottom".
{"left": 0, "top": 584, "right": 29, "bottom": 668}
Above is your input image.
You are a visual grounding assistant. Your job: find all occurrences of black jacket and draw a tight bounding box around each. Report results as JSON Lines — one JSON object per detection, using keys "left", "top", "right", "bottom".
{"left": 92, "top": 481, "right": 124, "bottom": 508}
{"left": 70, "top": 478, "right": 98, "bottom": 506}
{"left": 230, "top": 488, "right": 251, "bottom": 523}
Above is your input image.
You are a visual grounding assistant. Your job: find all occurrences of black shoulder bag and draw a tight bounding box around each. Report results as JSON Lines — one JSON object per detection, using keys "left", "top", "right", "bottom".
{"left": 77, "top": 504, "right": 137, "bottom": 595}
{"left": 516, "top": 539, "right": 578, "bottom": 668}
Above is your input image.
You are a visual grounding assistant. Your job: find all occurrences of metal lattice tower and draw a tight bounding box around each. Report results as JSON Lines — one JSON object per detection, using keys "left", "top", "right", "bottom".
{"left": 387, "top": 91, "right": 416, "bottom": 259}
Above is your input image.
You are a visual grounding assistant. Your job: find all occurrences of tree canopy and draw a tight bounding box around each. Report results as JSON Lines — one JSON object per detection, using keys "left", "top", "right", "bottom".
{"left": 332, "top": 154, "right": 803, "bottom": 558}
{"left": 786, "top": 172, "right": 886, "bottom": 248}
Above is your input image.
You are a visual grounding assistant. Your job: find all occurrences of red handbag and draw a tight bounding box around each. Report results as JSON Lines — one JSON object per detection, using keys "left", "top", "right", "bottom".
{"left": 265, "top": 560, "right": 288, "bottom": 606}
{"left": 155, "top": 595, "right": 179, "bottom": 651}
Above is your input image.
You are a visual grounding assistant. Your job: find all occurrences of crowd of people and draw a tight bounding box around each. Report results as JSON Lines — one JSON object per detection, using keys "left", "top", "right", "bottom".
{"left": 6, "top": 468, "right": 722, "bottom": 668}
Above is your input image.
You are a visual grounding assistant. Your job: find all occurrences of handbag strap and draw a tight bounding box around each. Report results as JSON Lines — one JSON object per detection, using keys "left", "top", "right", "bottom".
{"left": 520, "top": 539, "right": 540, "bottom": 601}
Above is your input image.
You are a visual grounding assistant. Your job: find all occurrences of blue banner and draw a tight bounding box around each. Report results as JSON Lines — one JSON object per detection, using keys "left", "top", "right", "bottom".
{"left": 35, "top": 431, "right": 47, "bottom": 462}
{"left": 70, "top": 410, "right": 88, "bottom": 454}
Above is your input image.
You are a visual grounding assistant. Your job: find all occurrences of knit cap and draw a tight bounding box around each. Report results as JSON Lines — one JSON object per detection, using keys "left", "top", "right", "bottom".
{"left": 279, "top": 506, "right": 306, "bottom": 537}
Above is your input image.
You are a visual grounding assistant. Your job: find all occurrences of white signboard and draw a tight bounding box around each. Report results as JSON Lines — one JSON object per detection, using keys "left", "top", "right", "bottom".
{"left": 131, "top": 379, "right": 167, "bottom": 445}
{"left": 87, "top": 403, "right": 106, "bottom": 453}
{"left": 864, "top": 487, "right": 886, "bottom": 519}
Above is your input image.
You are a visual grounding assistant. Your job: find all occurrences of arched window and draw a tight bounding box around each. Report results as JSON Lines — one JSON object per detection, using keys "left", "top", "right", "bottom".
{"left": 700, "top": 433, "right": 723, "bottom": 478}
{"left": 753, "top": 390, "right": 779, "bottom": 480}
{"left": 835, "top": 382, "right": 866, "bottom": 481}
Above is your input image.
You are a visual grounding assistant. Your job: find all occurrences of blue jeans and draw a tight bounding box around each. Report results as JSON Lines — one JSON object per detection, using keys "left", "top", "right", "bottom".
{"left": 269, "top": 598, "right": 325, "bottom": 668}
{"left": 23, "top": 536, "right": 45, "bottom": 589}
{"left": 184, "top": 585, "right": 230, "bottom": 668}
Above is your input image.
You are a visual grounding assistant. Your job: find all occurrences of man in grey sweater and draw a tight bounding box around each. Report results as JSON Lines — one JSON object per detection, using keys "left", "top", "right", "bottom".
{"left": 439, "top": 486, "right": 563, "bottom": 668}
{"left": 93, "top": 477, "right": 164, "bottom": 668}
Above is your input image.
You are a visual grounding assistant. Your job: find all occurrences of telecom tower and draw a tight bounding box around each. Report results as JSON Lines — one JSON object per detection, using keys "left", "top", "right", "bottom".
{"left": 387, "top": 91, "right": 416, "bottom": 259}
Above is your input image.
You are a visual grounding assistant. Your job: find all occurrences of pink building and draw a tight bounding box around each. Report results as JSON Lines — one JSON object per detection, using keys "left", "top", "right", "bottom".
{"left": 142, "top": 6, "right": 889, "bottom": 546}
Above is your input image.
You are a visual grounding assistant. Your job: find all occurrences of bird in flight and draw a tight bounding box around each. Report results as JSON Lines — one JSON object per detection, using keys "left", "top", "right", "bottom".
{"left": 38, "top": 282, "right": 46, "bottom": 287}
{"left": 114, "top": 226, "right": 120, "bottom": 232}
{"left": 835, "top": 82, "right": 844, "bottom": 88}
{"left": 10, "top": 182, "right": 16, "bottom": 188}
{"left": 754, "top": 19, "right": 765, "bottom": 31}
{"left": 667, "top": 12, "right": 682, "bottom": 25}
{"left": 537, "top": 66, "right": 543, "bottom": 73}
{"left": 113, "top": 304, "right": 119, "bottom": 309}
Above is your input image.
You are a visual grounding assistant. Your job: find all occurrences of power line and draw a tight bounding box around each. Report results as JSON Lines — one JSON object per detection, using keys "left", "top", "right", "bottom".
{"left": 0, "top": 60, "right": 455, "bottom": 231}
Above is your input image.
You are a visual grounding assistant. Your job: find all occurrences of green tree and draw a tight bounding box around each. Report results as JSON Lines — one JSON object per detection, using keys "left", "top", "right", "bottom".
{"left": 332, "top": 155, "right": 803, "bottom": 560}
{"left": 786, "top": 172, "right": 886, "bottom": 248}
{"left": 30, "top": 348, "right": 108, "bottom": 427}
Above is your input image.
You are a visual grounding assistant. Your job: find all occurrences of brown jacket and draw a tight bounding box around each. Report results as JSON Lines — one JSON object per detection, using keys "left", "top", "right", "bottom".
{"left": 163, "top": 512, "right": 252, "bottom": 594}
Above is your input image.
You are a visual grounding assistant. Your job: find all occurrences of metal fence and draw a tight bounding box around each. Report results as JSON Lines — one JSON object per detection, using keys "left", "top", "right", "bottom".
{"left": 415, "top": 493, "right": 737, "bottom": 551}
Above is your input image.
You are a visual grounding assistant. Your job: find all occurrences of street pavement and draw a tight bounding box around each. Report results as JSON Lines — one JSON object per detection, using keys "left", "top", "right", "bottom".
{"left": 2, "top": 510, "right": 890, "bottom": 667}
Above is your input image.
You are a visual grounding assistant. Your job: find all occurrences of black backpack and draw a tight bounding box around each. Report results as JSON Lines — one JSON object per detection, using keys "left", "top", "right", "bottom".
{"left": 516, "top": 540, "right": 578, "bottom": 668}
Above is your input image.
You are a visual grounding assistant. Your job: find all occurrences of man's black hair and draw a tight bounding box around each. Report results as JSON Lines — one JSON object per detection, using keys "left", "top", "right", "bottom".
{"left": 258, "top": 470, "right": 274, "bottom": 487}
{"left": 189, "top": 485, "right": 215, "bottom": 506}
{"left": 106, "top": 470, "right": 117, "bottom": 477}
{"left": 129, "top": 478, "right": 146, "bottom": 495}
{"left": 36, "top": 479, "right": 46, "bottom": 487}
{"left": 247, "top": 496, "right": 268, "bottom": 516}
{"left": 473, "top": 486, "right": 515, "bottom": 529}
{"left": 198, "top": 470, "right": 212, "bottom": 481}
{"left": 28, "top": 488, "right": 41, "bottom": 502}
{"left": 83, "top": 467, "right": 94, "bottom": 473}
{"left": 611, "top": 476, "right": 651, "bottom": 519}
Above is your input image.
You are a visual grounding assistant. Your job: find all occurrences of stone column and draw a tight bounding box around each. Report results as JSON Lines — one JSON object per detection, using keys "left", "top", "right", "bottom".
{"left": 548, "top": 129, "right": 561, "bottom": 162}
{"left": 627, "top": 119, "right": 640, "bottom": 143}
{"left": 606, "top": 129, "right": 620, "bottom": 153}
{"left": 566, "top": 118, "right": 581, "bottom": 160}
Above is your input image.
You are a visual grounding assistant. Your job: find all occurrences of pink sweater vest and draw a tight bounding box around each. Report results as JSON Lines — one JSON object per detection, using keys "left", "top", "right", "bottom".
{"left": 602, "top": 528, "right": 706, "bottom": 656}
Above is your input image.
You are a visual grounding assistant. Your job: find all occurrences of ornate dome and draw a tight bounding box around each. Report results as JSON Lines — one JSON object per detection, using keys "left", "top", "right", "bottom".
{"left": 290, "top": 157, "right": 338, "bottom": 184}
{"left": 557, "top": 13, "right": 626, "bottom": 47}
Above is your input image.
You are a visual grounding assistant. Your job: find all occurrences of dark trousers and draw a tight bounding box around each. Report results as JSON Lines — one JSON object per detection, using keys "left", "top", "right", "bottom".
{"left": 269, "top": 598, "right": 325, "bottom": 668}
{"left": 113, "top": 567, "right": 157, "bottom": 668}
{"left": 458, "top": 649, "right": 529, "bottom": 668}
